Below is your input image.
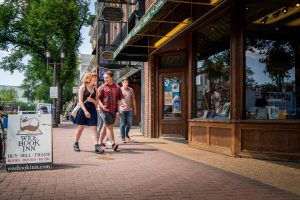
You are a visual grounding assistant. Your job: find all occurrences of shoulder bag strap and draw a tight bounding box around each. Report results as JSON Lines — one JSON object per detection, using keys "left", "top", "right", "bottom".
{"left": 83, "top": 86, "right": 95, "bottom": 104}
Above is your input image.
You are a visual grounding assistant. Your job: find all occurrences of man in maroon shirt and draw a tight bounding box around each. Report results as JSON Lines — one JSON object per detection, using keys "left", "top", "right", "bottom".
{"left": 98, "top": 71, "right": 127, "bottom": 151}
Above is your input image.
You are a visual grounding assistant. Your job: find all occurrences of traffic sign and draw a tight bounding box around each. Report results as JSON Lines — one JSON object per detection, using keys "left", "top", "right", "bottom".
{"left": 101, "top": 51, "right": 114, "bottom": 60}
{"left": 102, "top": 6, "right": 123, "bottom": 22}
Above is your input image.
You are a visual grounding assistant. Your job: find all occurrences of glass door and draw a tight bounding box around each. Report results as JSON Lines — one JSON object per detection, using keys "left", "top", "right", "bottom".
{"left": 159, "top": 72, "right": 186, "bottom": 138}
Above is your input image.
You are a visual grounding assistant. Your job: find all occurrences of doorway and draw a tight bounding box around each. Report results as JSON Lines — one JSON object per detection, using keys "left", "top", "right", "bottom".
{"left": 158, "top": 71, "right": 187, "bottom": 138}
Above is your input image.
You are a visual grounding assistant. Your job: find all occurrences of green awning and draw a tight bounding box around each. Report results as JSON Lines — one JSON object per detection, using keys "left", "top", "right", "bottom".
{"left": 113, "top": 0, "right": 167, "bottom": 60}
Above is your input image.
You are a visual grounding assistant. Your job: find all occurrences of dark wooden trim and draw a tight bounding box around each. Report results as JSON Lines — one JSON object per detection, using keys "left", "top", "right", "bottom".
{"left": 158, "top": 68, "right": 184, "bottom": 73}
{"left": 158, "top": 50, "right": 186, "bottom": 56}
{"left": 154, "top": 55, "right": 160, "bottom": 138}
{"left": 188, "top": 121, "right": 235, "bottom": 156}
{"left": 230, "top": 0, "right": 245, "bottom": 120}
{"left": 186, "top": 32, "right": 196, "bottom": 140}
{"left": 187, "top": 32, "right": 194, "bottom": 120}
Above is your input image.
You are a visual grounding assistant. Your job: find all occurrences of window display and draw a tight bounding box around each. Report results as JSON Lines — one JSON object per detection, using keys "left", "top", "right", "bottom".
{"left": 194, "top": 14, "right": 231, "bottom": 120}
{"left": 245, "top": 1, "right": 300, "bottom": 120}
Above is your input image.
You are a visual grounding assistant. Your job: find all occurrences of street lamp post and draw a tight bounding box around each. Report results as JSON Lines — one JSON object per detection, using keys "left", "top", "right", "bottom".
{"left": 46, "top": 50, "right": 64, "bottom": 128}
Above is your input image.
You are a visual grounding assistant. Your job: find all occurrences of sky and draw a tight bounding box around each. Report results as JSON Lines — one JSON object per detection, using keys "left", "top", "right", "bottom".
{"left": 0, "top": 0, "right": 95, "bottom": 86}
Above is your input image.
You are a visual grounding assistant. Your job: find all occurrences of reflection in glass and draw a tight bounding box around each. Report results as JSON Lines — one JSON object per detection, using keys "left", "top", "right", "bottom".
{"left": 245, "top": 1, "right": 300, "bottom": 120}
{"left": 196, "top": 50, "right": 230, "bottom": 119}
{"left": 194, "top": 13, "right": 231, "bottom": 120}
{"left": 163, "top": 77, "right": 181, "bottom": 118}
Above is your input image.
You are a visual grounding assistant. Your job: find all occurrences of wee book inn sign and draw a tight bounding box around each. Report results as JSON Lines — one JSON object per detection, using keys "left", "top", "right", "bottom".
{"left": 6, "top": 114, "right": 53, "bottom": 171}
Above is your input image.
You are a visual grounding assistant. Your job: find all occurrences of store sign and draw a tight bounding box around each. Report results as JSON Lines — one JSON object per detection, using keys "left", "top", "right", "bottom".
{"left": 102, "top": 6, "right": 124, "bottom": 22}
{"left": 50, "top": 87, "right": 58, "bottom": 99}
{"left": 114, "top": 0, "right": 167, "bottom": 58}
{"left": 6, "top": 114, "right": 53, "bottom": 171}
{"left": 101, "top": 51, "right": 114, "bottom": 60}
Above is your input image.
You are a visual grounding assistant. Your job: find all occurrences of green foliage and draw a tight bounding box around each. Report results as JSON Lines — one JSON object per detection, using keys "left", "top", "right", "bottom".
{"left": 246, "top": 67, "right": 257, "bottom": 89}
{"left": 0, "top": 88, "right": 18, "bottom": 102}
{"left": 13, "top": 101, "right": 36, "bottom": 111}
{"left": 201, "top": 49, "right": 230, "bottom": 85}
{"left": 261, "top": 43, "right": 294, "bottom": 91}
{"left": 246, "top": 39, "right": 295, "bottom": 91}
{"left": 0, "top": 0, "right": 90, "bottom": 123}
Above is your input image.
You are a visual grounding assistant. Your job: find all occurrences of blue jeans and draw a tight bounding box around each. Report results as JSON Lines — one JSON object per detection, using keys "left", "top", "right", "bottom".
{"left": 120, "top": 110, "right": 133, "bottom": 139}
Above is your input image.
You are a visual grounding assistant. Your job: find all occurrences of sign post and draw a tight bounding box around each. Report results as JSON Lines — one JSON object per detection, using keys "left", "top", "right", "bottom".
{"left": 49, "top": 86, "right": 58, "bottom": 127}
{"left": 6, "top": 114, "right": 53, "bottom": 171}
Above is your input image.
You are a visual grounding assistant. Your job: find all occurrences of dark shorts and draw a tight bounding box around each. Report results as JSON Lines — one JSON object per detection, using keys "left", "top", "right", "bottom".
{"left": 99, "top": 111, "right": 116, "bottom": 125}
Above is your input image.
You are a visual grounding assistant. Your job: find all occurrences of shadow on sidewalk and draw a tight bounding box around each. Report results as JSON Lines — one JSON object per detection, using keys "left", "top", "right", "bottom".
{"left": 52, "top": 163, "right": 99, "bottom": 170}
{"left": 266, "top": 160, "right": 300, "bottom": 169}
{"left": 116, "top": 148, "right": 159, "bottom": 155}
{"left": 161, "top": 137, "right": 188, "bottom": 144}
{"left": 128, "top": 141, "right": 167, "bottom": 145}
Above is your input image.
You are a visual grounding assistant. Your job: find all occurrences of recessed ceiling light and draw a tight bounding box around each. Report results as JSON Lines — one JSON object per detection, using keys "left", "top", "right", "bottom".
{"left": 261, "top": 16, "right": 268, "bottom": 24}
{"left": 272, "top": 10, "right": 281, "bottom": 18}
{"left": 296, "top": 3, "right": 300, "bottom": 7}
{"left": 282, "top": 7, "right": 288, "bottom": 13}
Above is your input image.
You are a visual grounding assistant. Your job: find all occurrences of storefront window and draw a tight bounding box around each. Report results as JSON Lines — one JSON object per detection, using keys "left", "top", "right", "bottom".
{"left": 245, "top": 1, "right": 300, "bottom": 120}
{"left": 163, "top": 77, "right": 181, "bottom": 118}
{"left": 195, "top": 14, "right": 231, "bottom": 119}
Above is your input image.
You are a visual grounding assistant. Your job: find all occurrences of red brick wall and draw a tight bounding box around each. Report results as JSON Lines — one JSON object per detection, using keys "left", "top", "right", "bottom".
{"left": 143, "top": 60, "right": 154, "bottom": 137}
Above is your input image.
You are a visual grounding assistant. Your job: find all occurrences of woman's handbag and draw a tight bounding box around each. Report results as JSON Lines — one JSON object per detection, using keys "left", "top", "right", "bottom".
{"left": 71, "top": 86, "right": 95, "bottom": 121}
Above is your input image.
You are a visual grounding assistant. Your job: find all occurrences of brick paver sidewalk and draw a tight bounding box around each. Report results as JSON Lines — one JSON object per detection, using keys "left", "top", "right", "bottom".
{"left": 0, "top": 124, "right": 299, "bottom": 200}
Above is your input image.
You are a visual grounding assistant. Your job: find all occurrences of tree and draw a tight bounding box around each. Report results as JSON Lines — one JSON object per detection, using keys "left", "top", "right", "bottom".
{"left": 0, "top": 88, "right": 18, "bottom": 103}
{"left": 260, "top": 43, "right": 294, "bottom": 92}
{"left": 246, "top": 39, "right": 295, "bottom": 92}
{"left": 245, "top": 66, "right": 257, "bottom": 89}
{"left": 0, "top": 0, "right": 90, "bottom": 124}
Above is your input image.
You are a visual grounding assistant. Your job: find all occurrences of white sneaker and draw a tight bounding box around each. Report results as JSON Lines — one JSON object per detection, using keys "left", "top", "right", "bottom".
{"left": 106, "top": 141, "right": 112, "bottom": 146}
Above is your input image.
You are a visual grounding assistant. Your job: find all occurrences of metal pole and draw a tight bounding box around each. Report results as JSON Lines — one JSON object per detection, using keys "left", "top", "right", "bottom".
{"left": 96, "top": 14, "right": 99, "bottom": 87}
{"left": 126, "top": 1, "right": 129, "bottom": 36}
{"left": 52, "top": 62, "right": 58, "bottom": 128}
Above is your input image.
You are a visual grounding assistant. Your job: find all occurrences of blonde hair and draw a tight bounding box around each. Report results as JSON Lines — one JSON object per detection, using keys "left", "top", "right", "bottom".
{"left": 83, "top": 72, "right": 97, "bottom": 84}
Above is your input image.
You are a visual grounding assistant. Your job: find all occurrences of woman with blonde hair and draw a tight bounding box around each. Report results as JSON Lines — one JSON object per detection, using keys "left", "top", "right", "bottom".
{"left": 72, "top": 72, "right": 104, "bottom": 154}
